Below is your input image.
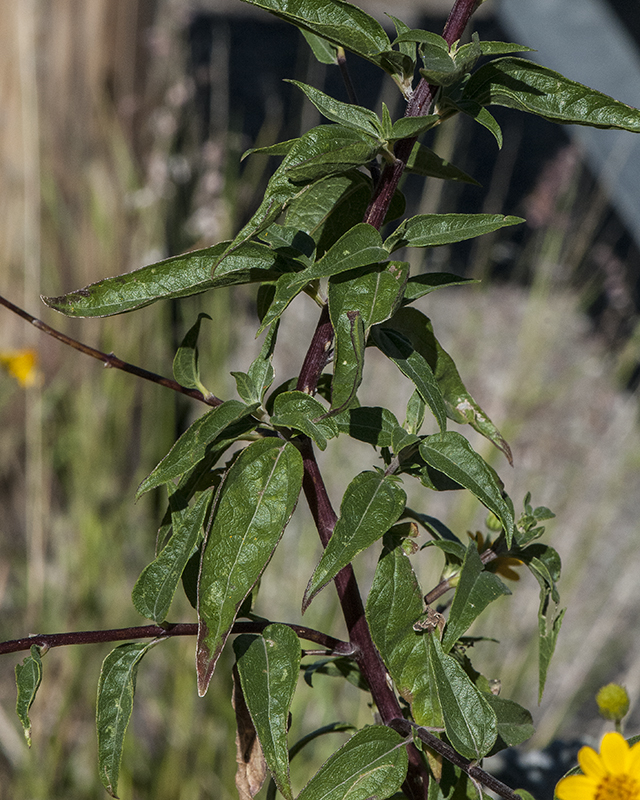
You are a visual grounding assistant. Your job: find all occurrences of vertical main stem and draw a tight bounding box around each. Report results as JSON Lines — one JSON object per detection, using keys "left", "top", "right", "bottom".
{"left": 295, "top": 1, "right": 483, "bottom": 797}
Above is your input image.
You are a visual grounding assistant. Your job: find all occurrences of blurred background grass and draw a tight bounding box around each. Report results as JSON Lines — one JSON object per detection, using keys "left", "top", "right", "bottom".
{"left": 1, "top": 1, "right": 640, "bottom": 798}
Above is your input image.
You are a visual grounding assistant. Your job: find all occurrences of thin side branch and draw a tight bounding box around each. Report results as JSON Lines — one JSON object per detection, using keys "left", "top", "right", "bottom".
{"left": 0, "top": 621, "right": 351, "bottom": 657}
{"left": 389, "top": 718, "right": 522, "bottom": 800}
{"left": 0, "top": 294, "right": 223, "bottom": 407}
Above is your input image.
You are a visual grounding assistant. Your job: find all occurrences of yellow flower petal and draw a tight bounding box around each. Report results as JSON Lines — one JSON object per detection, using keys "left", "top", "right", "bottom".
{"left": 555, "top": 774, "right": 599, "bottom": 800}
{"left": 0, "top": 349, "right": 40, "bottom": 387}
{"left": 600, "top": 731, "right": 631, "bottom": 773}
{"left": 627, "top": 741, "right": 640, "bottom": 778}
{"left": 578, "top": 744, "right": 607, "bottom": 779}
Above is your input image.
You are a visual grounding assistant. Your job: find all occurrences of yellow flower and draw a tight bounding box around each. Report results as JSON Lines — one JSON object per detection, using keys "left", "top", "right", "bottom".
{"left": 468, "top": 531, "right": 523, "bottom": 581}
{"left": 555, "top": 732, "right": 640, "bottom": 800}
{"left": 0, "top": 349, "right": 41, "bottom": 388}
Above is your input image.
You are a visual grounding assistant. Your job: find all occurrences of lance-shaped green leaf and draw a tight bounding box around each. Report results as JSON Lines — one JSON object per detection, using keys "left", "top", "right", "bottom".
{"left": 403, "top": 272, "right": 476, "bottom": 303}
{"left": 377, "top": 307, "right": 511, "bottom": 460}
{"left": 404, "top": 389, "right": 425, "bottom": 435}
{"left": 370, "top": 324, "right": 447, "bottom": 432}
{"left": 173, "top": 313, "right": 212, "bottom": 395}
{"left": 420, "top": 432, "right": 515, "bottom": 545}
{"left": 196, "top": 439, "right": 303, "bottom": 695}
{"left": 304, "top": 471, "right": 406, "bottom": 610}
{"left": 258, "top": 223, "right": 388, "bottom": 331}
{"left": 385, "top": 213, "right": 523, "bottom": 252}
{"left": 218, "top": 127, "right": 380, "bottom": 267}
{"left": 97, "top": 640, "right": 159, "bottom": 798}
{"left": 287, "top": 80, "right": 382, "bottom": 139}
{"left": 518, "top": 543, "right": 564, "bottom": 699}
{"left": 446, "top": 96, "right": 505, "bottom": 148}
{"left": 441, "top": 543, "right": 511, "bottom": 653}
{"left": 283, "top": 126, "right": 380, "bottom": 185}
{"left": 137, "top": 400, "right": 259, "bottom": 497}
{"left": 285, "top": 170, "right": 372, "bottom": 255}
{"left": 426, "top": 634, "right": 497, "bottom": 760}
{"left": 464, "top": 57, "right": 640, "bottom": 132}
{"left": 366, "top": 538, "right": 443, "bottom": 727}
{"left": 42, "top": 241, "right": 297, "bottom": 318}
{"left": 485, "top": 695, "right": 534, "bottom": 754}
{"left": 132, "top": 490, "right": 212, "bottom": 623}
{"left": 15, "top": 645, "right": 43, "bottom": 747}
{"left": 301, "top": 29, "right": 338, "bottom": 64}
{"left": 389, "top": 115, "right": 439, "bottom": 141}
{"left": 259, "top": 224, "right": 316, "bottom": 266}
{"left": 330, "top": 311, "right": 365, "bottom": 415}
{"left": 239, "top": 0, "right": 391, "bottom": 68}
{"left": 328, "top": 260, "right": 409, "bottom": 335}
{"left": 232, "top": 322, "right": 280, "bottom": 405}
{"left": 334, "top": 405, "right": 400, "bottom": 448}
{"left": 234, "top": 625, "right": 301, "bottom": 800}
{"left": 271, "top": 391, "right": 338, "bottom": 450}
{"left": 296, "top": 725, "right": 408, "bottom": 800}
{"left": 406, "top": 142, "right": 480, "bottom": 184}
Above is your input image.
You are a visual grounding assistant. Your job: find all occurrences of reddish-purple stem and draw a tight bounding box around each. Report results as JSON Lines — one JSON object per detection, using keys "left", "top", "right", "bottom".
{"left": 295, "top": 2, "right": 483, "bottom": 796}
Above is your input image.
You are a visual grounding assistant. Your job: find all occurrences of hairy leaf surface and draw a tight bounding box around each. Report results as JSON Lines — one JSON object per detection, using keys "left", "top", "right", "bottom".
{"left": 239, "top": 0, "right": 391, "bottom": 68}
{"left": 420, "top": 432, "right": 516, "bottom": 544}
{"left": 464, "top": 57, "right": 640, "bottom": 131}
{"left": 385, "top": 213, "right": 523, "bottom": 252}
{"left": 304, "top": 471, "right": 406, "bottom": 609}
{"left": 330, "top": 311, "right": 365, "bottom": 415}
{"left": 271, "top": 391, "right": 338, "bottom": 450}
{"left": 296, "top": 726, "right": 408, "bottom": 800}
{"left": 43, "top": 242, "right": 297, "bottom": 318}
{"left": 196, "top": 439, "right": 303, "bottom": 695}
{"left": 132, "top": 490, "right": 212, "bottom": 623}
{"left": 97, "top": 641, "right": 159, "bottom": 797}
{"left": 15, "top": 645, "right": 43, "bottom": 747}
{"left": 366, "top": 539, "right": 443, "bottom": 727}
{"left": 137, "top": 400, "right": 259, "bottom": 497}
{"left": 441, "top": 543, "right": 510, "bottom": 652}
{"left": 426, "top": 634, "right": 497, "bottom": 760}
{"left": 234, "top": 625, "right": 301, "bottom": 800}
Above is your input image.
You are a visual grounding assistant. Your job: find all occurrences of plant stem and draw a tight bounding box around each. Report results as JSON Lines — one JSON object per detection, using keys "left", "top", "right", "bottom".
{"left": 0, "top": 294, "right": 223, "bottom": 407}
{"left": 364, "top": 0, "right": 481, "bottom": 229}
{"left": 389, "top": 718, "right": 523, "bottom": 800}
{"left": 298, "top": 438, "right": 429, "bottom": 800}
{"left": 0, "top": 621, "right": 350, "bottom": 657}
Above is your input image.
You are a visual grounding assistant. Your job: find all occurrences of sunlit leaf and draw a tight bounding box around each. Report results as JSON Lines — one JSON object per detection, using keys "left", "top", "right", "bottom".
{"left": 239, "top": 0, "right": 391, "bottom": 68}
{"left": 43, "top": 241, "right": 298, "bottom": 318}
{"left": 366, "top": 537, "right": 443, "bottom": 727}
{"left": 420, "top": 432, "right": 516, "bottom": 545}
{"left": 296, "top": 726, "right": 408, "bottom": 800}
{"left": 385, "top": 213, "right": 523, "bottom": 252}
{"left": 287, "top": 80, "right": 382, "bottom": 138}
{"left": 304, "top": 471, "right": 406, "bottom": 609}
{"left": 15, "top": 645, "right": 43, "bottom": 747}
{"left": 97, "top": 641, "right": 159, "bottom": 798}
{"left": 464, "top": 57, "right": 640, "bottom": 131}
{"left": 441, "top": 543, "right": 510, "bottom": 652}
{"left": 426, "top": 634, "right": 497, "bottom": 760}
{"left": 234, "top": 625, "right": 301, "bottom": 800}
{"left": 196, "top": 439, "right": 303, "bottom": 695}
{"left": 329, "top": 260, "right": 409, "bottom": 335}
{"left": 271, "top": 390, "right": 338, "bottom": 450}
{"left": 132, "top": 490, "right": 212, "bottom": 623}
{"left": 136, "top": 400, "right": 259, "bottom": 497}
